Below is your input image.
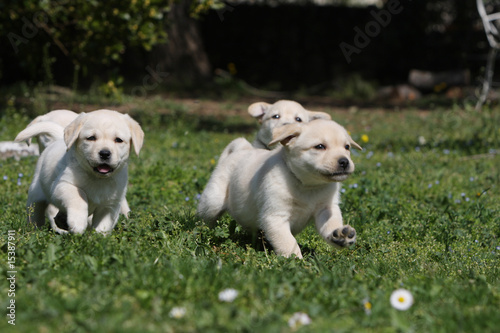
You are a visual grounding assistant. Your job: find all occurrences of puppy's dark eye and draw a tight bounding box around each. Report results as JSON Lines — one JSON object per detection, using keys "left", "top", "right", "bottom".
{"left": 115, "top": 137, "right": 123, "bottom": 143}
{"left": 86, "top": 136, "right": 96, "bottom": 141}
{"left": 272, "top": 114, "right": 280, "bottom": 119}
{"left": 295, "top": 117, "right": 302, "bottom": 122}
{"left": 314, "top": 144, "right": 326, "bottom": 150}
{"left": 345, "top": 145, "right": 351, "bottom": 150}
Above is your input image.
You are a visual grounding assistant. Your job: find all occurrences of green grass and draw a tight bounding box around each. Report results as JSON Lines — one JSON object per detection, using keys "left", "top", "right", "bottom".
{"left": 0, "top": 97, "right": 499, "bottom": 332}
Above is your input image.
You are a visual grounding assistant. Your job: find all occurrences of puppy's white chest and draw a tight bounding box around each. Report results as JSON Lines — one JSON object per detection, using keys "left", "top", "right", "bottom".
{"left": 286, "top": 186, "right": 338, "bottom": 231}
{"left": 286, "top": 198, "right": 317, "bottom": 228}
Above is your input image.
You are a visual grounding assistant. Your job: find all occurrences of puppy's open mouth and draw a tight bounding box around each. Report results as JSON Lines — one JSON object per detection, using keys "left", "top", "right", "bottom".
{"left": 320, "top": 171, "right": 352, "bottom": 180}
{"left": 94, "top": 164, "right": 114, "bottom": 175}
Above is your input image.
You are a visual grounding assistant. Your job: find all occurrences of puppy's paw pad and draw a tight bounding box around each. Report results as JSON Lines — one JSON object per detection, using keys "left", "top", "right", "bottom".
{"left": 331, "top": 225, "right": 356, "bottom": 247}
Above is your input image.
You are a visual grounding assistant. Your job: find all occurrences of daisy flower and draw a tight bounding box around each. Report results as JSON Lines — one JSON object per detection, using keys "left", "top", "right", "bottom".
{"left": 169, "top": 306, "right": 186, "bottom": 319}
{"left": 288, "top": 312, "right": 312, "bottom": 329}
{"left": 362, "top": 297, "right": 372, "bottom": 315}
{"left": 218, "top": 288, "right": 238, "bottom": 302}
{"left": 390, "top": 289, "right": 414, "bottom": 311}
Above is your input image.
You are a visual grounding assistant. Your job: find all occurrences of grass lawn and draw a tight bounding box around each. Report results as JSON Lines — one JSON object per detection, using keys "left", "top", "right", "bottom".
{"left": 0, "top": 94, "right": 499, "bottom": 332}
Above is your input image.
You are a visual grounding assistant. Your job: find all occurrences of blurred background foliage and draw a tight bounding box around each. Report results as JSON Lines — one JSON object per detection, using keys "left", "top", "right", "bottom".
{"left": 0, "top": 0, "right": 494, "bottom": 101}
{"left": 0, "top": 0, "right": 224, "bottom": 87}
{"left": 1, "top": 0, "right": 166, "bottom": 81}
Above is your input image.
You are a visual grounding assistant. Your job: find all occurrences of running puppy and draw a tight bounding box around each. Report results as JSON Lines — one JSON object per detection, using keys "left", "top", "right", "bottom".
{"left": 197, "top": 119, "right": 362, "bottom": 258}
{"left": 248, "top": 100, "right": 331, "bottom": 149}
{"left": 15, "top": 109, "right": 144, "bottom": 234}
{"left": 17, "top": 109, "right": 131, "bottom": 218}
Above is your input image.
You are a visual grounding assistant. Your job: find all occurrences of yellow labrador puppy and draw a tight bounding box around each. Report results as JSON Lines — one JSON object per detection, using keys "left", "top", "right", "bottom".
{"left": 15, "top": 110, "right": 144, "bottom": 234}
{"left": 23, "top": 110, "right": 78, "bottom": 152}
{"left": 248, "top": 100, "right": 331, "bottom": 149}
{"left": 17, "top": 110, "right": 132, "bottom": 218}
{"left": 197, "top": 119, "right": 362, "bottom": 258}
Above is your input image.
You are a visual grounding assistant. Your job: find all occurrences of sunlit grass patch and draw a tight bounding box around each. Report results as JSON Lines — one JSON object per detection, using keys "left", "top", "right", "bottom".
{"left": 0, "top": 101, "right": 498, "bottom": 332}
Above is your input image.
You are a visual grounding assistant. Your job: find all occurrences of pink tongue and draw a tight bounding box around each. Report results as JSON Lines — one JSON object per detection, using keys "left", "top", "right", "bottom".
{"left": 97, "top": 165, "right": 111, "bottom": 173}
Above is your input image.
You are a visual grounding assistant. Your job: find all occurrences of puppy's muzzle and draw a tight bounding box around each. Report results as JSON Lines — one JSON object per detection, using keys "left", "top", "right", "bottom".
{"left": 338, "top": 157, "right": 350, "bottom": 171}
{"left": 320, "top": 157, "right": 353, "bottom": 181}
{"left": 94, "top": 149, "right": 114, "bottom": 175}
{"left": 99, "top": 149, "right": 111, "bottom": 160}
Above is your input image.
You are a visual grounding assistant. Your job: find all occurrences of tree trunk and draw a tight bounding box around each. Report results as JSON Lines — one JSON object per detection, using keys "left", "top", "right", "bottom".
{"left": 150, "top": 0, "right": 212, "bottom": 85}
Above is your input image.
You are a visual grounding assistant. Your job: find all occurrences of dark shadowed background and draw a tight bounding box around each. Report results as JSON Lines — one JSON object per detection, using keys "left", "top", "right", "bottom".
{"left": 0, "top": 0, "right": 494, "bottom": 104}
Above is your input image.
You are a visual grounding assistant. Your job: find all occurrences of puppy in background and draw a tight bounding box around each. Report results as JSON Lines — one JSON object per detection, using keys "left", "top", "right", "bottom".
{"left": 248, "top": 100, "right": 331, "bottom": 149}
{"left": 197, "top": 119, "right": 362, "bottom": 258}
{"left": 15, "top": 110, "right": 144, "bottom": 234}
{"left": 22, "top": 109, "right": 78, "bottom": 152}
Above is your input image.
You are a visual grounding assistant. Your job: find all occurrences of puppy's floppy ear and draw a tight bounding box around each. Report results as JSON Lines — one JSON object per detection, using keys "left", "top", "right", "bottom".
{"left": 268, "top": 123, "right": 302, "bottom": 147}
{"left": 124, "top": 114, "right": 144, "bottom": 156}
{"left": 248, "top": 102, "right": 271, "bottom": 121}
{"left": 64, "top": 113, "right": 87, "bottom": 150}
{"left": 349, "top": 136, "right": 363, "bottom": 151}
{"left": 307, "top": 111, "right": 331, "bottom": 121}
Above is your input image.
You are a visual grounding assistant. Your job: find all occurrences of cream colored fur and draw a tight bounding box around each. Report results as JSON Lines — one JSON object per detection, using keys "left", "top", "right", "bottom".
{"left": 248, "top": 100, "right": 331, "bottom": 149}
{"left": 197, "top": 119, "right": 362, "bottom": 258}
{"left": 24, "top": 110, "right": 78, "bottom": 152}
{"left": 15, "top": 109, "right": 144, "bottom": 234}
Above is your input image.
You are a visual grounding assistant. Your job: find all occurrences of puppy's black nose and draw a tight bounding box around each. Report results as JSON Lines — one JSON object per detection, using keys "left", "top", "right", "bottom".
{"left": 99, "top": 149, "right": 111, "bottom": 160}
{"left": 338, "top": 157, "right": 349, "bottom": 170}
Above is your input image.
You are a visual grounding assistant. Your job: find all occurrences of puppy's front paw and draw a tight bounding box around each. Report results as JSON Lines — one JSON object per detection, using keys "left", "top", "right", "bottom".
{"left": 331, "top": 225, "right": 356, "bottom": 247}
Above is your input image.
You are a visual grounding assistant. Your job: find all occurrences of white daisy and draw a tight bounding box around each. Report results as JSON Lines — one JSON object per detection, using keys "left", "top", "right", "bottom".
{"left": 169, "top": 306, "right": 186, "bottom": 319}
{"left": 218, "top": 288, "right": 238, "bottom": 302}
{"left": 362, "top": 297, "right": 372, "bottom": 315}
{"left": 390, "top": 289, "right": 414, "bottom": 311}
{"left": 288, "top": 312, "right": 312, "bottom": 329}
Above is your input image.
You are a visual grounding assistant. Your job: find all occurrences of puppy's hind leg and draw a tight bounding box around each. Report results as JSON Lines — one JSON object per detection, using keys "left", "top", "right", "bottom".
{"left": 197, "top": 138, "right": 251, "bottom": 227}
{"left": 196, "top": 170, "right": 229, "bottom": 228}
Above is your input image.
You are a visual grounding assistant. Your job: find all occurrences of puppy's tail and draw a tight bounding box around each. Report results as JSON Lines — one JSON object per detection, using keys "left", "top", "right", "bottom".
{"left": 15, "top": 121, "right": 65, "bottom": 145}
